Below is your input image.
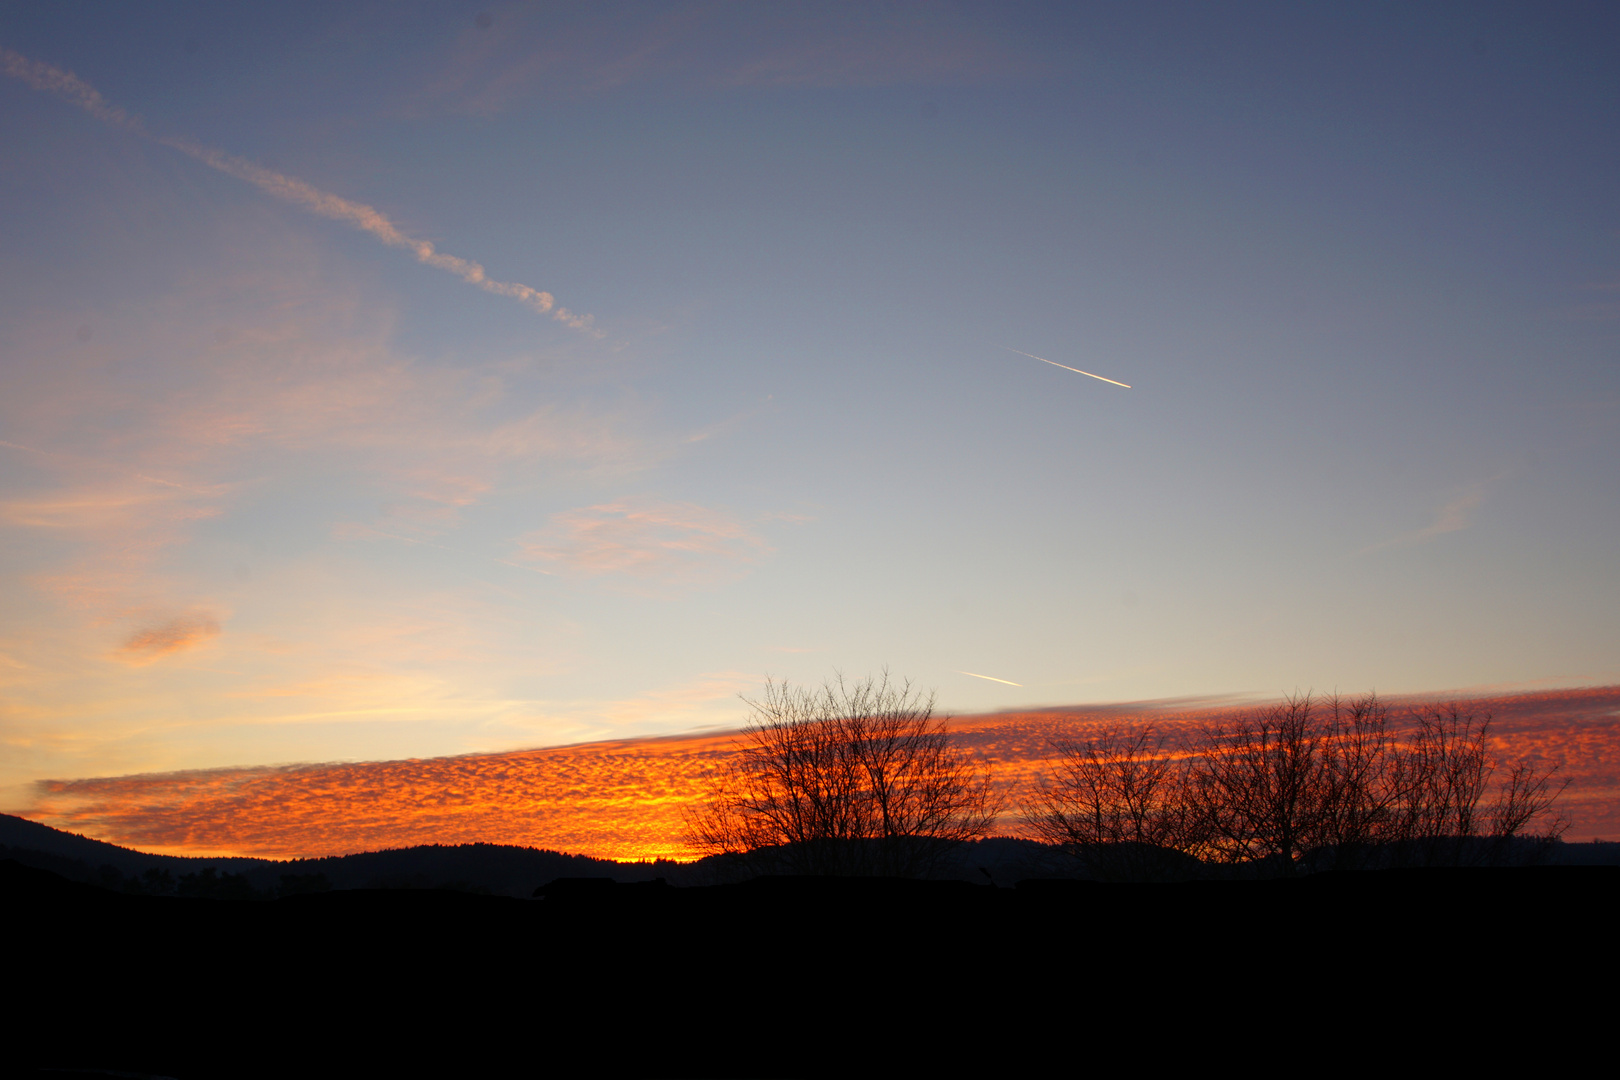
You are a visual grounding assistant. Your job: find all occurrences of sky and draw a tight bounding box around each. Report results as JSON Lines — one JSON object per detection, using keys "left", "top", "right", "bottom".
{"left": 2, "top": 3, "right": 1618, "bottom": 826}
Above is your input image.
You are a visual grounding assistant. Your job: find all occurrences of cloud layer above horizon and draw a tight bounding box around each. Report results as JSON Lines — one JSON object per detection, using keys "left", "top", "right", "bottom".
{"left": 20, "top": 688, "right": 1620, "bottom": 859}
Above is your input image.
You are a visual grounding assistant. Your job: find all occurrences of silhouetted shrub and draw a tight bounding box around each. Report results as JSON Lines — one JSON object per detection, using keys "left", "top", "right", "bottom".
{"left": 684, "top": 673, "right": 1000, "bottom": 877}
{"left": 1028, "top": 693, "right": 1568, "bottom": 879}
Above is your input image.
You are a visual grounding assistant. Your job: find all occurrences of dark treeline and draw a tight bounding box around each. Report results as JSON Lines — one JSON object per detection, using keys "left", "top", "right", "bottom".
{"left": 678, "top": 680, "right": 1587, "bottom": 884}
{"left": 1027, "top": 693, "right": 1570, "bottom": 881}
{"left": 90, "top": 863, "right": 327, "bottom": 900}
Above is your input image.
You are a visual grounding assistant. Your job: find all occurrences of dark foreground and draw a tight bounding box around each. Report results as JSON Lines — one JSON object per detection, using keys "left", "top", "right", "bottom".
{"left": 8, "top": 860, "right": 1615, "bottom": 1078}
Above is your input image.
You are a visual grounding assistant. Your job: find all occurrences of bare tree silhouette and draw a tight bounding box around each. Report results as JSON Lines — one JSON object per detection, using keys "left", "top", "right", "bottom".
{"left": 1313, "top": 693, "right": 1401, "bottom": 868}
{"left": 1192, "top": 694, "right": 1330, "bottom": 871}
{"left": 1028, "top": 692, "right": 1568, "bottom": 879}
{"left": 683, "top": 672, "right": 999, "bottom": 877}
{"left": 1389, "top": 703, "right": 1570, "bottom": 867}
{"left": 1024, "top": 725, "right": 1199, "bottom": 880}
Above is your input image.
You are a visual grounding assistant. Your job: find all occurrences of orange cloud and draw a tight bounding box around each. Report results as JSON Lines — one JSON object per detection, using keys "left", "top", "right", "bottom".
{"left": 118, "top": 612, "right": 222, "bottom": 662}
{"left": 516, "top": 499, "right": 771, "bottom": 591}
{"left": 1360, "top": 477, "right": 1506, "bottom": 553}
{"left": 18, "top": 687, "right": 1619, "bottom": 861}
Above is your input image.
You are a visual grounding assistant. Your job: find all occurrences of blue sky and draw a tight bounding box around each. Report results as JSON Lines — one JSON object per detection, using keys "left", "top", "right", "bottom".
{"left": 2, "top": 1, "right": 1617, "bottom": 805}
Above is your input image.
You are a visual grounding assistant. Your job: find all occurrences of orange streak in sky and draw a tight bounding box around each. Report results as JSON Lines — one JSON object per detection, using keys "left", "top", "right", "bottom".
{"left": 20, "top": 687, "right": 1620, "bottom": 860}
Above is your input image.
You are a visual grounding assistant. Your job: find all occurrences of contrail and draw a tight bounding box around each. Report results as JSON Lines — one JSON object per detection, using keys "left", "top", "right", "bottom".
{"left": 0, "top": 48, "right": 135, "bottom": 127}
{"left": 996, "top": 346, "right": 1131, "bottom": 389}
{"left": 2, "top": 47, "right": 595, "bottom": 334}
{"left": 1, "top": 437, "right": 223, "bottom": 496}
{"left": 0, "top": 438, "right": 54, "bottom": 458}
{"left": 336, "top": 523, "right": 554, "bottom": 576}
{"left": 957, "top": 670, "right": 1022, "bottom": 687}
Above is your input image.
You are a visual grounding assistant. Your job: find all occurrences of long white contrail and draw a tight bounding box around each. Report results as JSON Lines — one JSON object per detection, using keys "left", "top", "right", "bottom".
{"left": 957, "top": 670, "right": 1022, "bottom": 686}
{"left": 1, "top": 47, "right": 596, "bottom": 334}
{"left": 997, "top": 345, "right": 1131, "bottom": 388}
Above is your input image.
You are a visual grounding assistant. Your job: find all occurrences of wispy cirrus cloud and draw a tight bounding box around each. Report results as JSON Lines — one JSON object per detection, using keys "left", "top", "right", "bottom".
{"left": 1558, "top": 279, "right": 1620, "bottom": 321}
{"left": 421, "top": 2, "right": 1035, "bottom": 114}
{"left": 1, "top": 476, "right": 225, "bottom": 616}
{"left": 118, "top": 611, "right": 222, "bottom": 663}
{"left": 0, "top": 47, "right": 595, "bottom": 333}
{"left": 0, "top": 251, "right": 659, "bottom": 787}
{"left": 515, "top": 498, "right": 771, "bottom": 591}
{"left": 1359, "top": 479, "right": 1496, "bottom": 554}
{"left": 723, "top": 20, "right": 1021, "bottom": 89}
{"left": 0, "top": 483, "right": 220, "bottom": 533}
{"left": 0, "top": 253, "right": 643, "bottom": 664}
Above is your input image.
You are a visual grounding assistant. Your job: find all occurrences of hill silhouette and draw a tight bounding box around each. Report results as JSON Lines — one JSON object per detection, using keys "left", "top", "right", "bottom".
{"left": 7, "top": 854, "right": 1615, "bottom": 1077}
{"left": 0, "top": 812, "right": 671, "bottom": 897}
{"left": 0, "top": 812, "right": 1063, "bottom": 896}
{"left": 5, "top": 814, "right": 1616, "bottom": 1076}
{"left": 6, "top": 812, "right": 1618, "bottom": 901}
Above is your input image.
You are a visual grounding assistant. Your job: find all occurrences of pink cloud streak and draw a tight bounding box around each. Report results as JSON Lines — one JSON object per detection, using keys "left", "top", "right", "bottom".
{"left": 516, "top": 498, "right": 772, "bottom": 591}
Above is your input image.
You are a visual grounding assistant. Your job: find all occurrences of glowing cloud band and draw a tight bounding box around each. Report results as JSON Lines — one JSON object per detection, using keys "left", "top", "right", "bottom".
{"left": 25, "top": 687, "right": 1610, "bottom": 862}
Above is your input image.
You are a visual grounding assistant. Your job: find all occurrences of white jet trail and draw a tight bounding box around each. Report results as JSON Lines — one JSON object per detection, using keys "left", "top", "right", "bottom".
{"left": 997, "top": 346, "right": 1131, "bottom": 388}
{"left": 957, "top": 670, "right": 1022, "bottom": 687}
{"left": 0, "top": 437, "right": 224, "bottom": 496}
{"left": 1, "top": 47, "right": 596, "bottom": 334}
